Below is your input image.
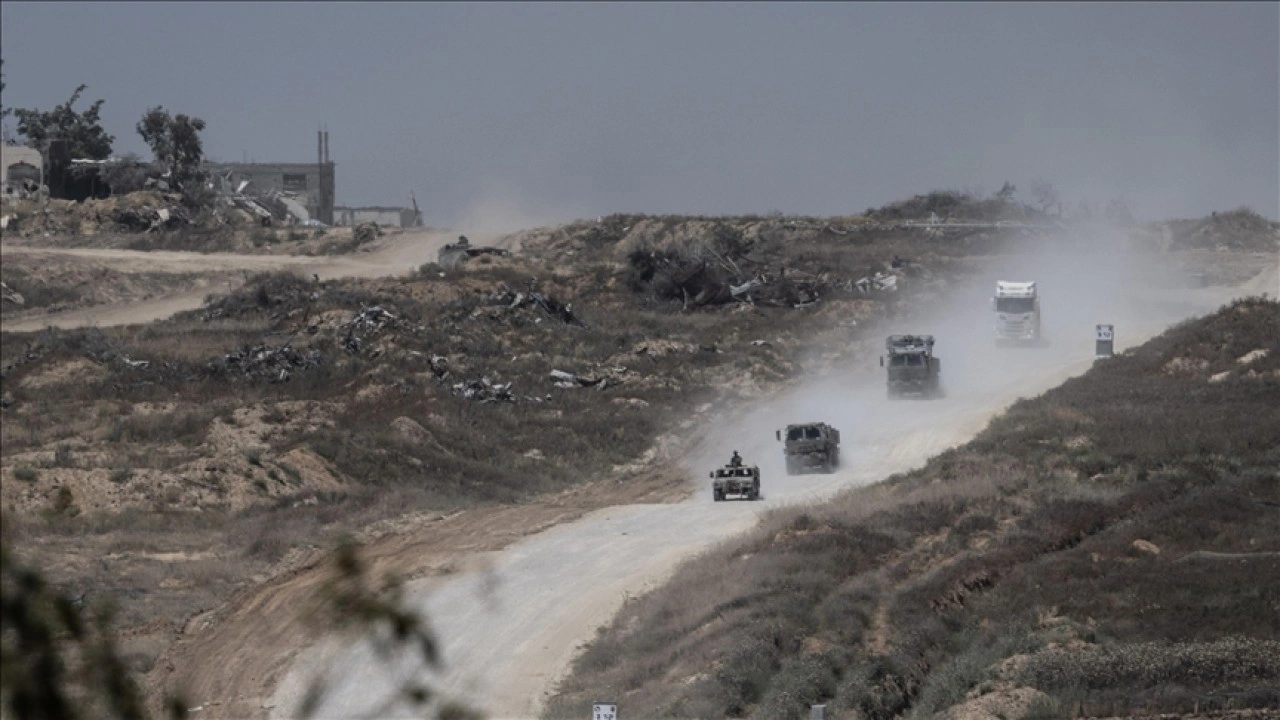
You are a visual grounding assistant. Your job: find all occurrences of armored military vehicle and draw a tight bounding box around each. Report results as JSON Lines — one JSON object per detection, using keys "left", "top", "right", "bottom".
{"left": 437, "top": 235, "right": 510, "bottom": 268}
{"left": 881, "top": 334, "right": 942, "bottom": 399}
{"left": 710, "top": 464, "right": 761, "bottom": 502}
{"left": 775, "top": 422, "right": 841, "bottom": 475}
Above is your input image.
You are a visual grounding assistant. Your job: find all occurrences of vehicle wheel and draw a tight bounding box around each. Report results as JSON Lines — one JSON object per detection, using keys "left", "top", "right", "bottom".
{"left": 750, "top": 485, "right": 760, "bottom": 501}
{"left": 713, "top": 489, "right": 724, "bottom": 502}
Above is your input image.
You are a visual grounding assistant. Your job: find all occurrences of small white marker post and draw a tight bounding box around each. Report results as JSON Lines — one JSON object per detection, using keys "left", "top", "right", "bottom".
{"left": 1096, "top": 324, "right": 1114, "bottom": 359}
{"left": 593, "top": 701, "right": 618, "bottom": 720}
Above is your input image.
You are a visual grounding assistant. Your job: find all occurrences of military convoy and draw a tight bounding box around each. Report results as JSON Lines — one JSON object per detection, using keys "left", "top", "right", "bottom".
{"left": 709, "top": 334, "right": 950, "bottom": 501}
{"left": 776, "top": 422, "right": 841, "bottom": 475}
{"left": 881, "top": 334, "right": 943, "bottom": 399}
{"left": 705, "top": 288, "right": 1058, "bottom": 498}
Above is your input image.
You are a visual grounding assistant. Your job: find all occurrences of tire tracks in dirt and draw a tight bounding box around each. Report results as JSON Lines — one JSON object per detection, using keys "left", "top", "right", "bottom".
{"left": 0, "top": 230, "right": 491, "bottom": 332}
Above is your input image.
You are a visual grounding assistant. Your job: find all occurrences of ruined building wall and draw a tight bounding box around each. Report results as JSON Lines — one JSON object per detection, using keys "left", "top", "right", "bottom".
{"left": 206, "top": 162, "right": 335, "bottom": 224}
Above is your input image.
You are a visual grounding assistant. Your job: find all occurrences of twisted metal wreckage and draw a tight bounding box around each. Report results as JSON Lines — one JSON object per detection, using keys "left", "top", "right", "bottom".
{"left": 629, "top": 248, "right": 903, "bottom": 310}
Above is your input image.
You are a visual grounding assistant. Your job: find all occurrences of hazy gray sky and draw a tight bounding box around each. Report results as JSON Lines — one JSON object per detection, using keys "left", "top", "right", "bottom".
{"left": 2, "top": 2, "right": 1276, "bottom": 228}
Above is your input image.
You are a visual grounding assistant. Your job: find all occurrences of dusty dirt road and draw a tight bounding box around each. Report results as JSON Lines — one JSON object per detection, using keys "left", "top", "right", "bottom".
{"left": 270, "top": 251, "right": 1277, "bottom": 719}
{"left": 0, "top": 229, "right": 480, "bottom": 333}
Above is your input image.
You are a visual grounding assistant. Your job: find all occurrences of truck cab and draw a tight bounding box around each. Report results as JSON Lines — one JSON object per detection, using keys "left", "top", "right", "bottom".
{"left": 993, "top": 281, "right": 1040, "bottom": 344}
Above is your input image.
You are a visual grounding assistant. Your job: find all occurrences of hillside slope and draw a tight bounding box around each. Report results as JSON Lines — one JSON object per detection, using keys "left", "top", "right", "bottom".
{"left": 545, "top": 297, "right": 1280, "bottom": 719}
{"left": 0, "top": 210, "right": 999, "bottom": 714}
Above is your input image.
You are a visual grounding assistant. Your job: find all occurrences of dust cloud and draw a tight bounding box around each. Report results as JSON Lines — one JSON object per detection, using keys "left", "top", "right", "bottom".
{"left": 451, "top": 180, "right": 585, "bottom": 236}
{"left": 682, "top": 224, "right": 1240, "bottom": 499}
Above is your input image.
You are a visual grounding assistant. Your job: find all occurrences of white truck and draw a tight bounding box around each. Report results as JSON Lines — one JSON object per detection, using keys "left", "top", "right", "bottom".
{"left": 993, "top": 281, "right": 1040, "bottom": 344}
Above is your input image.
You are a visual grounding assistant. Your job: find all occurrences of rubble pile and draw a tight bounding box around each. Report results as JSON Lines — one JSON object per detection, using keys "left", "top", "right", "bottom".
{"left": 209, "top": 172, "right": 327, "bottom": 229}
{"left": 626, "top": 247, "right": 908, "bottom": 309}
{"left": 0, "top": 170, "right": 342, "bottom": 240}
{"left": 0, "top": 191, "right": 194, "bottom": 237}
{"left": 110, "top": 203, "right": 192, "bottom": 233}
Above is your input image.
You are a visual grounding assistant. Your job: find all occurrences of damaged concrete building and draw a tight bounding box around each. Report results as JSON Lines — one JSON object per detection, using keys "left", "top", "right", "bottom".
{"left": 332, "top": 206, "right": 421, "bottom": 228}
{"left": 1, "top": 144, "right": 45, "bottom": 197}
{"left": 206, "top": 130, "right": 336, "bottom": 225}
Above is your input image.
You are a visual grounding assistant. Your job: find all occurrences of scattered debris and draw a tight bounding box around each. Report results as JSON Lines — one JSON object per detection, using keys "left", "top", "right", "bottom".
{"left": 1237, "top": 348, "right": 1269, "bottom": 365}
{"left": 428, "top": 355, "right": 450, "bottom": 379}
{"left": 207, "top": 342, "right": 323, "bottom": 383}
{"left": 1131, "top": 539, "right": 1161, "bottom": 556}
{"left": 627, "top": 250, "right": 834, "bottom": 309}
{"left": 488, "top": 281, "right": 587, "bottom": 327}
{"left": 853, "top": 272, "right": 898, "bottom": 294}
{"left": 0, "top": 282, "right": 25, "bottom": 307}
{"left": 529, "top": 290, "right": 585, "bottom": 327}
{"left": 730, "top": 277, "right": 765, "bottom": 298}
{"left": 549, "top": 367, "right": 631, "bottom": 390}
{"left": 341, "top": 305, "right": 397, "bottom": 354}
{"left": 451, "top": 377, "right": 514, "bottom": 403}
{"left": 119, "top": 356, "right": 151, "bottom": 370}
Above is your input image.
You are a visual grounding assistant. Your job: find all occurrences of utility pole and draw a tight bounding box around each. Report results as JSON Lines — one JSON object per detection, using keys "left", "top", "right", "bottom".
{"left": 410, "top": 190, "right": 424, "bottom": 227}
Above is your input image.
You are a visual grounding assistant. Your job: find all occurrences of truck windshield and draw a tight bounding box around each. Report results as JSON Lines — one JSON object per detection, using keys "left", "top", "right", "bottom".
{"left": 890, "top": 355, "right": 925, "bottom": 367}
{"left": 787, "top": 428, "right": 804, "bottom": 441}
{"left": 996, "top": 297, "right": 1035, "bottom": 313}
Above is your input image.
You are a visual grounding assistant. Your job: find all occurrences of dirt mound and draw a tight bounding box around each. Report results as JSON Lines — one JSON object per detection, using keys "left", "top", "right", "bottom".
{"left": 0, "top": 191, "right": 195, "bottom": 238}
{"left": 1136, "top": 208, "right": 1280, "bottom": 252}
{"left": 0, "top": 190, "right": 376, "bottom": 256}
